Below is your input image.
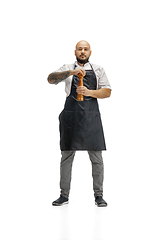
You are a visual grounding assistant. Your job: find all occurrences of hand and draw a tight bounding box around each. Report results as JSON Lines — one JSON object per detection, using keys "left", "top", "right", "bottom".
{"left": 71, "top": 68, "right": 86, "bottom": 77}
{"left": 76, "top": 86, "right": 91, "bottom": 97}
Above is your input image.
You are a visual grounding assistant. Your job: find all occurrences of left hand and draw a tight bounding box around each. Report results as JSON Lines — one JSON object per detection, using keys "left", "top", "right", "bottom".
{"left": 76, "top": 86, "right": 91, "bottom": 96}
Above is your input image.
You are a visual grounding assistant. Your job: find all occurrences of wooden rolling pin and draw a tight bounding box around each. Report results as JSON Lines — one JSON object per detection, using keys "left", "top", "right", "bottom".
{"left": 77, "top": 73, "right": 84, "bottom": 101}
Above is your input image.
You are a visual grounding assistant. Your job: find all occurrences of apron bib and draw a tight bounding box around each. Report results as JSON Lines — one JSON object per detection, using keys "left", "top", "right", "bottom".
{"left": 59, "top": 64, "right": 106, "bottom": 151}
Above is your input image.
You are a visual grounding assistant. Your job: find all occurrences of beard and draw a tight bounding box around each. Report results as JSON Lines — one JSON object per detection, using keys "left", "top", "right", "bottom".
{"left": 76, "top": 56, "right": 90, "bottom": 65}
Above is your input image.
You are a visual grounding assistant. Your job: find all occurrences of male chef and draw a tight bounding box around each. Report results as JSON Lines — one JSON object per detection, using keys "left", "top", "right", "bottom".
{"left": 47, "top": 40, "right": 111, "bottom": 207}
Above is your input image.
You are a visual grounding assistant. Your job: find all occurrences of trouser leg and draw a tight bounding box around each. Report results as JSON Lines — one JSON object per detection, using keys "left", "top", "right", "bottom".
{"left": 88, "top": 151, "right": 104, "bottom": 197}
{"left": 60, "top": 151, "right": 76, "bottom": 198}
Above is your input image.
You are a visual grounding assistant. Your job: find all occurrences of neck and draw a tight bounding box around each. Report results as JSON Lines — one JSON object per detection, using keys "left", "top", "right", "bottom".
{"left": 77, "top": 61, "right": 89, "bottom": 67}
{"left": 77, "top": 61, "right": 84, "bottom": 66}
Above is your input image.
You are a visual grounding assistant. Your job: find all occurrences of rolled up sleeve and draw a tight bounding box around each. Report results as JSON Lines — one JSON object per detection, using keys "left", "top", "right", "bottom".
{"left": 55, "top": 64, "right": 74, "bottom": 96}
{"left": 95, "top": 66, "right": 112, "bottom": 90}
{"left": 56, "top": 64, "right": 68, "bottom": 73}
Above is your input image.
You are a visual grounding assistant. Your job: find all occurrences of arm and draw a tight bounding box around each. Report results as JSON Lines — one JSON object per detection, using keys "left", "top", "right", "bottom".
{"left": 47, "top": 71, "right": 71, "bottom": 84}
{"left": 47, "top": 68, "right": 86, "bottom": 84}
{"left": 76, "top": 86, "right": 111, "bottom": 99}
{"left": 90, "top": 88, "right": 111, "bottom": 98}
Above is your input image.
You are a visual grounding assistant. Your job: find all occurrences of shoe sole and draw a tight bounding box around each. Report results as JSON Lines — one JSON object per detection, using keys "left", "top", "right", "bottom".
{"left": 52, "top": 201, "right": 69, "bottom": 206}
{"left": 95, "top": 202, "right": 107, "bottom": 207}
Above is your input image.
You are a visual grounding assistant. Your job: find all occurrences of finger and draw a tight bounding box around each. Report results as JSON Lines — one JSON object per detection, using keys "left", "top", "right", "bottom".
{"left": 81, "top": 69, "right": 86, "bottom": 76}
{"left": 77, "top": 87, "right": 83, "bottom": 93}
{"left": 79, "top": 69, "right": 84, "bottom": 76}
{"left": 78, "top": 68, "right": 86, "bottom": 76}
{"left": 79, "top": 87, "right": 86, "bottom": 93}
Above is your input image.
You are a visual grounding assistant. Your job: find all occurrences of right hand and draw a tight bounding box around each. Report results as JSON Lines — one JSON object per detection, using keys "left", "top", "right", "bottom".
{"left": 71, "top": 68, "right": 86, "bottom": 77}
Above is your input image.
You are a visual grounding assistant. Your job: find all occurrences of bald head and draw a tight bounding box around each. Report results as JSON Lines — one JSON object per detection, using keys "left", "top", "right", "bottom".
{"left": 75, "top": 40, "right": 91, "bottom": 50}
{"left": 75, "top": 40, "right": 92, "bottom": 65}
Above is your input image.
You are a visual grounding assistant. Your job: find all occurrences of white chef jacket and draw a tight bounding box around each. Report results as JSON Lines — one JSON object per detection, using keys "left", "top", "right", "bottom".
{"left": 55, "top": 61, "right": 111, "bottom": 97}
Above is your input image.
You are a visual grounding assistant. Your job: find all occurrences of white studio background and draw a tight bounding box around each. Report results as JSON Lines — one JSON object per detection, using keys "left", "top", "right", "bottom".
{"left": 0, "top": 0, "right": 160, "bottom": 240}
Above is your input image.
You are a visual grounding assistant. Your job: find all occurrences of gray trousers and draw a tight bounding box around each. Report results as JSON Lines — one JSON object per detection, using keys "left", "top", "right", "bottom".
{"left": 60, "top": 151, "right": 104, "bottom": 198}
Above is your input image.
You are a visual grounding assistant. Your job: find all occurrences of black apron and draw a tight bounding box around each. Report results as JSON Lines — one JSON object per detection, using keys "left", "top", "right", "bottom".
{"left": 59, "top": 64, "right": 106, "bottom": 151}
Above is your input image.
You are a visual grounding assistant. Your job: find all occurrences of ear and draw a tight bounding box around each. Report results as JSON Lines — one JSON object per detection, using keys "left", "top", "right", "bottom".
{"left": 74, "top": 50, "right": 76, "bottom": 56}
{"left": 90, "top": 50, "right": 92, "bottom": 56}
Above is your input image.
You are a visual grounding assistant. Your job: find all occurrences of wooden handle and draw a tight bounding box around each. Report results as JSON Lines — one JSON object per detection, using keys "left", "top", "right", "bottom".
{"left": 77, "top": 74, "right": 84, "bottom": 101}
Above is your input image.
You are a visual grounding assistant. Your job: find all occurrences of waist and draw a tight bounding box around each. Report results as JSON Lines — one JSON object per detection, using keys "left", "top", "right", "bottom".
{"left": 64, "top": 95, "right": 100, "bottom": 112}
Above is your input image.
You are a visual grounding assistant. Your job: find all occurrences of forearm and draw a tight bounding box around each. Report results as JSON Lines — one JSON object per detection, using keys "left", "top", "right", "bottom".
{"left": 47, "top": 70, "right": 73, "bottom": 84}
{"left": 76, "top": 86, "right": 111, "bottom": 99}
{"left": 89, "top": 88, "right": 111, "bottom": 99}
{"left": 47, "top": 67, "right": 86, "bottom": 84}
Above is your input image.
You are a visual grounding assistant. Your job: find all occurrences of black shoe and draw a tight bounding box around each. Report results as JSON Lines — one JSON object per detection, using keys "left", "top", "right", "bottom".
{"left": 95, "top": 196, "right": 107, "bottom": 207}
{"left": 52, "top": 195, "right": 69, "bottom": 206}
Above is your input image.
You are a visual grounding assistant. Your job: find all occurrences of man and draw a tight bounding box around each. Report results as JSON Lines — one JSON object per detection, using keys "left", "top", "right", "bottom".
{"left": 48, "top": 40, "right": 111, "bottom": 207}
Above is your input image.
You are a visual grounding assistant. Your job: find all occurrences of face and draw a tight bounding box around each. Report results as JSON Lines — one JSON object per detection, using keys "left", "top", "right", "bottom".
{"left": 75, "top": 41, "right": 92, "bottom": 65}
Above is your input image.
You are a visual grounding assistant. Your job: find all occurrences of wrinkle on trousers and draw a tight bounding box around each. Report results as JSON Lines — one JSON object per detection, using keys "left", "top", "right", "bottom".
{"left": 60, "top": 151, "right": 104, "bottom": 198}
